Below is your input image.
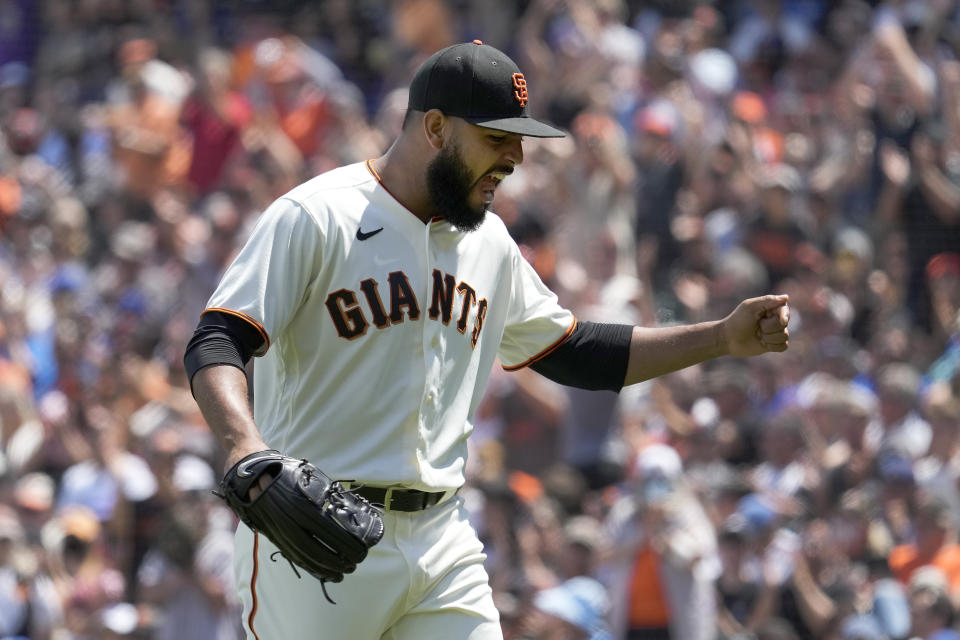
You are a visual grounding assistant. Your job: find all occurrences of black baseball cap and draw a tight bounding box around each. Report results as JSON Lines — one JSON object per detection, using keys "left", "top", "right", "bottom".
{"left": 407, "top": 41, "right": 565, "bottom": 138}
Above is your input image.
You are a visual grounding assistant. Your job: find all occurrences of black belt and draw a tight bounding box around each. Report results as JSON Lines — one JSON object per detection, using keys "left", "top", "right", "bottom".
{"left": 352, "top": 486, "right": 448, "bottom": 512}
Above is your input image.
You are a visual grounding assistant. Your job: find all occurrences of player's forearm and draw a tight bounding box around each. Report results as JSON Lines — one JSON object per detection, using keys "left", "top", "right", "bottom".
{"left": 623, "top": 321, "right": 727, "bottom": 387}
{"left": 190, "top": 364, "right": 268, "bottom": 469}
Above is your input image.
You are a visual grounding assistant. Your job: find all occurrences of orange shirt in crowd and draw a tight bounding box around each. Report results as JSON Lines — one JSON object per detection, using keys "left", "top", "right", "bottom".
{"left": 889, "top": 543, "right": 960, "bottom": 593}
{"left": 629, "top": 544, "right": 671, "bottom": 628}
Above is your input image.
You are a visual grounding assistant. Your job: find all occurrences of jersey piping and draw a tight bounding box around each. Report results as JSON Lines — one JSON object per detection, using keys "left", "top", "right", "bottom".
{"left": 502, "top": 316, "right": 578, "bottom": 371}
{"left": 365, "top": 158, "right": 382, "bottom": 183}
{"left": 365, "top": 159, "right": 415, "bottom": 222}
{"left": 248, "top": 532, "right": 262, "bottom": 640}
{"left": 202, "top": 307, "right": 271, "bottom": 354}
{"left": 365, "top": 159, "right": 444, "bottom": 224}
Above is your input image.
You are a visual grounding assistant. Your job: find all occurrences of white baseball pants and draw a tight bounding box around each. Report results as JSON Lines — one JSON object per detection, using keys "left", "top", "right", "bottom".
{"left": 234, "top": 495, "right": 502, "bottom": 639}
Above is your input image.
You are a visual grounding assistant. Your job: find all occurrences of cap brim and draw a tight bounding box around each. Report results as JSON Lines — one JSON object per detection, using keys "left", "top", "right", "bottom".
{"left": 466, "top": 116, "right": 566, "bottom": 138}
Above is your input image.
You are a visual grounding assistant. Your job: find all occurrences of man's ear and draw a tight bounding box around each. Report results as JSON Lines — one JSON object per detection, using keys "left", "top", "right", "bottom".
{"left": 423, "top": 109, "right": 447, "bottom": 150}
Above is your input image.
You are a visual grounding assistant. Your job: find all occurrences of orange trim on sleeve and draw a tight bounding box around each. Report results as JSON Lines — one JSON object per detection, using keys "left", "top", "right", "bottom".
{"left": 502, "top": 316, "right": 578, "bottom": 371}
{"left": 203, "top": 307, "right": 270, "bottom": 353}
{"left": 248, "top": 532, "right": 262, "bottom": 640}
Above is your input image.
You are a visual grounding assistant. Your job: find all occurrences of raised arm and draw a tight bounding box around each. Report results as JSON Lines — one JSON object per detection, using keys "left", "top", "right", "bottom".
{"left": 528, "top": 295, "right": 790, "bottom": 392}
{"left": 623, "top": 295, "right": 790, "bottom": 387}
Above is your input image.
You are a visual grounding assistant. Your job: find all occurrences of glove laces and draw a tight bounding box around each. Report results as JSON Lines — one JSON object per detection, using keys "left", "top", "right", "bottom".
{"left": 269, "top": 550, "right": 338, "bottom": 605}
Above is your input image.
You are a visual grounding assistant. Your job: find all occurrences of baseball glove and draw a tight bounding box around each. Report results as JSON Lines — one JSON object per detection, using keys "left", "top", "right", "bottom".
{"left": 216, "top": 450, "right": 384, "bottom": 598}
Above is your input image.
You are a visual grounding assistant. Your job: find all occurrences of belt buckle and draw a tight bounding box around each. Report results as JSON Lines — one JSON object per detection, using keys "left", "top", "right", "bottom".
{"left": 383, "top": 487, "right": 397, "bottom": 511}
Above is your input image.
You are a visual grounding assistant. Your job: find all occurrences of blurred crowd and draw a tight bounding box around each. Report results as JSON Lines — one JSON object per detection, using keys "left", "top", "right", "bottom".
{"left": 0, "top": 0, "right": 959, "bottom": 639}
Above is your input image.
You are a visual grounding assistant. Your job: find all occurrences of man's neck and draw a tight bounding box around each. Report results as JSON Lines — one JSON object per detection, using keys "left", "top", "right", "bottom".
{"left": 372, "top": 143, "right": 435, "bottom": 224}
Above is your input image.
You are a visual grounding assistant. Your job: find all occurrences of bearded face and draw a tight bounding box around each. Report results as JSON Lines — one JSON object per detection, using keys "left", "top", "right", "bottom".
{"left": 425, "top": 140, "right": 490, "bottom": 232}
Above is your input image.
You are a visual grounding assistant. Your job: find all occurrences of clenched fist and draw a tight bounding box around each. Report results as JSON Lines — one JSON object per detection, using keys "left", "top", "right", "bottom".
{"left": 721, "top": 295, "right": 790, "bottom": 357}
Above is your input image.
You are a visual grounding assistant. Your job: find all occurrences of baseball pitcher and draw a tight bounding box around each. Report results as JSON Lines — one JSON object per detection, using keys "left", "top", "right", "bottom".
{"left": 184, "top": 41, "right": 790, "bottom": 639}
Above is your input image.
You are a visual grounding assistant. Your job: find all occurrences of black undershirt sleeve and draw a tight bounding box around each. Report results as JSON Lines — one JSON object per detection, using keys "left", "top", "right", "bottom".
{"left": 530, "top": 321, "right": 633, "bottom": 392}
{"left": 183, "top": 311, "right": 267, "bottom": 391}
{"left": 185, "top": 313, "right": 631, "bottom": 393}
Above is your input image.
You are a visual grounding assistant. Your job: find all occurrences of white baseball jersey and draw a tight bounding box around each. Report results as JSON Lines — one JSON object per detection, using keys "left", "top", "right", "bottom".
{"left": 205, "top": 160, "right": 575, "bottom": 492}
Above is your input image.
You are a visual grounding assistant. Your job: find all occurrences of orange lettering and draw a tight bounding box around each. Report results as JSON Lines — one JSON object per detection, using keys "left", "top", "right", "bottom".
{"left": 512, "top": 73, "right": 528, "bottom": 107}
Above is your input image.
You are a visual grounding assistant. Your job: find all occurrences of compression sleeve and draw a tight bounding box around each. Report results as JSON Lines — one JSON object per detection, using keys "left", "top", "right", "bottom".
{"left": 530, "top": 321, "right": 633, "bottom": 392}
{"left": 183, "top": 310, "right": 267, "bottom": 390}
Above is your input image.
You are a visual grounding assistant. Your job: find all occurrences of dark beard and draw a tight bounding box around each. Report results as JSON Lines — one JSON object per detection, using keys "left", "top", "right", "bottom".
{"left": 425, "top": 142, "right": 487, "bottom": 232}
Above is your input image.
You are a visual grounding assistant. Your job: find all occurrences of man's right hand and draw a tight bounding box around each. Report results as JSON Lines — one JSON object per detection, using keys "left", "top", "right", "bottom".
{"left": 215, "top": 450, "right": 385, "bottom": 588}
{"left": 225, "top": 441, "right": 272, "bottom": 500}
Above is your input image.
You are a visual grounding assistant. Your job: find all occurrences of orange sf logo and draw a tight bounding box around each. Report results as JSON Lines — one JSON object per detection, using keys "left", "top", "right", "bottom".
{"left": 512, "top": 73, "right": 528, "bottom": 107}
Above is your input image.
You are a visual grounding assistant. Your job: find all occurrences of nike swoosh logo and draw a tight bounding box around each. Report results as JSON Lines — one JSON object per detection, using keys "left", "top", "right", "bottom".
{"left": 356, "top": 226, "right": 384, "bottom": 241}
{"left": 236, "top": 453, "right": 272, "bottom": 478}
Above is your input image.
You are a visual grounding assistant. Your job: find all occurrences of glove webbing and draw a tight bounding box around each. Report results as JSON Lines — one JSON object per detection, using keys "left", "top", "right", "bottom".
{"left": 263, "top": 480, "right": 371, "bottom": 605}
